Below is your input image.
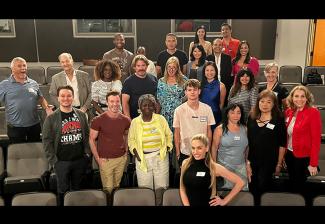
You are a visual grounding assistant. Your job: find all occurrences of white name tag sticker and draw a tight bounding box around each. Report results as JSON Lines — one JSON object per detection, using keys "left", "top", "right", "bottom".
{"left": 196, "top": 172, "right": 206, "bottom": 177}
{"left": 266, "top": 123, "right": 275, "bottom": 130}
{"left": 234, "top": 136, "right": 241, "bottom": 141}
{"left": 200, "top": 116, "right": 207, "bottom": 122}
{"left": 28, "top": 88, "right": 36, "bottom": 94}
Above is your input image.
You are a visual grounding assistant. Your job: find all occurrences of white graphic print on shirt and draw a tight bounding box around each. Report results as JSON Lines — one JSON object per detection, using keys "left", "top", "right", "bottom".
{"left": 60, "top": 112, "right": 83, "bottom": 145}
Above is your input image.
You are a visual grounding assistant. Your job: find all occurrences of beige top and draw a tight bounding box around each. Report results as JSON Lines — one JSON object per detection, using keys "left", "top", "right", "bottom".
{"left": 173, "top": 102, "right": 215, "bottom": 155}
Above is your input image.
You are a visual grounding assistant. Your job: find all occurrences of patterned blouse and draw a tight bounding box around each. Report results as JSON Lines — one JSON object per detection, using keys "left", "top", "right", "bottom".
{"left": 228, "top": 86, "right": 258, "bottom": 121}
{"left": 91, "top": 79, "right": 122, "bottom": 105}
{"left": 157, "top": 76, "right": 188, "bottom": 130}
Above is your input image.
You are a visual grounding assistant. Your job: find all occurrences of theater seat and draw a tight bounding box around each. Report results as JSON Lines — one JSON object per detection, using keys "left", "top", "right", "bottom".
{"left": 12, "top": 192, "right": 57, "bottom": 206}
{"left": 4, "top": 143, "right": 49, "bottom": 194}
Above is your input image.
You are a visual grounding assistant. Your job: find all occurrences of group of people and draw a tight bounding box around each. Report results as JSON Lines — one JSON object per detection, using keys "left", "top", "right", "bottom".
{"left": 0, "top": 22, "right": 322, "bottom": 207}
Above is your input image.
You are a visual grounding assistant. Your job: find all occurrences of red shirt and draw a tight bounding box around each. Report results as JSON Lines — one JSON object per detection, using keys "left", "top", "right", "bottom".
{"left": 91, "top": 113, "right": 131, "bottom": 158}
{"left": 222, "top": 38, "right": 240, "bottom": 59}
{"left": 285, "top": 106, "right": 321, "bottom": 166}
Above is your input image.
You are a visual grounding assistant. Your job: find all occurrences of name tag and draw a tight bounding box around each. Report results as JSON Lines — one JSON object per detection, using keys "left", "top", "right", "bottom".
{"left": 150, "top": 128, "right": 157, "bottom": 134}
{"left": 200, "top": 116, "right": 207, "bottom": 122}
{"left": 28, "top": 88, "right": 37, "bottom": 95}
{"left": 234, "top": 136, "right": 241, "bottom": 141}
{"left": 196, "top": 172, "right": 206, "bottom": 177}
{"left": 266, "top": 123, "right": 275, "bottom": 130}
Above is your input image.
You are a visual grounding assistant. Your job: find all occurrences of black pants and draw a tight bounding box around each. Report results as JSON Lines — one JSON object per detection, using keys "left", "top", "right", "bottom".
{"left": 249, "top": 163, "right": 274, "bottom": 206}
{"left": 7, "top": 123, "right": 41, "bottom": 144}
{"left": 54, "top": 157, "right": 88, "bottom": 205}
{"left": 285, "top": 150, "right": 309, "bottom": 194}
{"left": 178, "top": 152, "right": 190, "bottom": 168}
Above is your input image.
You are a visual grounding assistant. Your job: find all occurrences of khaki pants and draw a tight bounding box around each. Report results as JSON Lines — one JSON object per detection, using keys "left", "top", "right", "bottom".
{"left": 99, "top": 154, "right": 127, "bottom": 194}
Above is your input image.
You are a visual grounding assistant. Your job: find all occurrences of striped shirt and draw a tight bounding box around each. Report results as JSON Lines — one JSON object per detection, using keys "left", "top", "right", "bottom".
{"left": 141, "top": 119, "right": 162, "bottom": 153}
{"left": 228, "top": 86, "right": 258, "bottom": 121}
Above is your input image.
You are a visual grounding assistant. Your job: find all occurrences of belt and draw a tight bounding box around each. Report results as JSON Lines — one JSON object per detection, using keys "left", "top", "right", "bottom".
{"left": 143, "top": 150, "right": 160, "bottom": 154}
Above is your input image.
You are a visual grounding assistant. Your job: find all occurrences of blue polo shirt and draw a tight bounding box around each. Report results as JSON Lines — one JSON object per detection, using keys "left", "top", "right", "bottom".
{"left": 0, "top": 75, "right": 42, "bottom": 127}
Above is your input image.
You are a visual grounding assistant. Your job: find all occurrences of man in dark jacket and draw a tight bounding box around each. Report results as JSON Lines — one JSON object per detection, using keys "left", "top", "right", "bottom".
{"left": 43, "top": 85, "right": 91, "bottom": 205}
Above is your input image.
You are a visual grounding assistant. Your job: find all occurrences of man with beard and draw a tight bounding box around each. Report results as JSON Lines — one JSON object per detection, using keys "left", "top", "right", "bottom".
{"left": 122, "top": 55, "right": 158, "bottom": 119}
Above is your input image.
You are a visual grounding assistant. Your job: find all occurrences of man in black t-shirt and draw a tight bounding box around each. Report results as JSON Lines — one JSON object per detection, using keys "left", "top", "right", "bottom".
{"left": 122, "top": 55, "right": 158, "bottom": 119}
{"left": 156, "top": 33, "right": 188, "bottom": 79}
{"left": 42, "top": 85, "right": 90, "bottom": 205}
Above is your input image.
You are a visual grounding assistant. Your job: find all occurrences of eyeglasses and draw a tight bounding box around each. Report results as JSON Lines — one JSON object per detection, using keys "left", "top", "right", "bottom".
{"left": 167, "top": 67, "right": 177, "bottom": 71}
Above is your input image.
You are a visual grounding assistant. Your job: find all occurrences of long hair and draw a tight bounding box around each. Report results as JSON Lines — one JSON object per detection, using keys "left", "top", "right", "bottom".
{"left": 251, "top": 89, "right": 282, "bottom": 120}
{"left": 232, "top": 40, "right": 251, "bottom": 65}
{"left": 163, "top": 56, "right": 185, "bottom": 86}
{"left": 190, "top": 43, "right": 206, "bottom": 67}
{"left": 180, "top": 134, "right": 216, "bottom": 197}
{"left": 221, "top": 103, "right": 246, "bottom": 135}
{"left": 194, "top": 25, "right": 207, "bottom": 44}
{"left": 230, "top": 68, "right": 256, "bottom": 98}
{"left": 287, "top": 85, "right": 314, "bottom": 110}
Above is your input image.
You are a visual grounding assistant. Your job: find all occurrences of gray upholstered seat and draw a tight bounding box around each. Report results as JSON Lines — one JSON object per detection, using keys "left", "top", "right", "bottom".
{"left": 313, "top": 195, "right": 325, "bottom": 206}
{"left": 260, "top": 192, "right": 305, "bottom": 206}
{"left": 4, "top": 143, "right": 49, "bottom": 194}
{"left": 27, "top": 66, "right": 46, "bottom": 85}
{"left": 12, "top": 192, "right": 57, "bottom": 206}
{"left": 279, "top": 65, "right": 302, "bottom": 84}
{"left": 0, "top": 67, "right": 11, "bottom": 82}
{"left": 162, "top": 188, "right": 182, "bottom": 206}
{"left": 113, "top": 188, "right": 155, "bottom": 206}
{"left": 218, "top": 191, "right": 254, "bottom": 206}
{"left": 64, "top": 190, "right": 107, "bottom": 206}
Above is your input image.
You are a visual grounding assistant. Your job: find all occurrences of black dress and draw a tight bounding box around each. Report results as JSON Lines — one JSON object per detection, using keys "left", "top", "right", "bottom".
{"left": 183, "top": 159, "right": 212, "bottom": 206}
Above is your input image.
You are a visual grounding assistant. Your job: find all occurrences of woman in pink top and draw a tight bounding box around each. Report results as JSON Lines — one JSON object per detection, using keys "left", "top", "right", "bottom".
{"left": 232, "top": 40, "right": 259, "bottom": 83}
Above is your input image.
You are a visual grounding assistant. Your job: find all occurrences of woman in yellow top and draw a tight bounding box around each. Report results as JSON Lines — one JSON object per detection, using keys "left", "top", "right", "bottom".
{"left": 128, "top": 94, "right": 173, "bottom": 190}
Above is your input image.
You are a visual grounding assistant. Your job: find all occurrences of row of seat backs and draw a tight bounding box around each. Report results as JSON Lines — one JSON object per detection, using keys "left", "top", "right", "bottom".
{"left": 2, "top": 65, "right": 324, "bottom": 85}
{"left": 0, "top": 66, "right": 95, "bottom": 84}
{"left": 255, "top": 65, "right": 325, "bottom": 84}
{"left": 3, "top": 190, "right": 325, "bottom": 206}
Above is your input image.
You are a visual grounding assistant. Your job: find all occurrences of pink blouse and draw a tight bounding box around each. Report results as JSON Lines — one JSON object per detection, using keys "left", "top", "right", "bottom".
{"left": 232, "top": 57, "right": 259, "bottom": 83}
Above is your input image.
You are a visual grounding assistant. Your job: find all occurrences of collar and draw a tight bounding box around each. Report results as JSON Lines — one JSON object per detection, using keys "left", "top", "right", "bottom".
{"left": 64, "top": 69, "right": 76, "bottom": 78}
{"left": 10, "top": 74, "right": 30, "bottom": 83}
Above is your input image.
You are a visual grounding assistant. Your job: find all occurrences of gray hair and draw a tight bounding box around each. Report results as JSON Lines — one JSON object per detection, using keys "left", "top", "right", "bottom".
{"left": 10, "top": 57, "right": 26, "bottom": 68}
{"left": 58, "top": 52, "right": 73, "bottom": 62}
{"left": 138, "top": 94, "right": 156, "bottom": 108}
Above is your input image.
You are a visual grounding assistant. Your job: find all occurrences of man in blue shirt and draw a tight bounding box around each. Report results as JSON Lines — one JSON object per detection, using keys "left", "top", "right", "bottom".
{"left": 0, "top": 57, "right": 53, "bottom": 143}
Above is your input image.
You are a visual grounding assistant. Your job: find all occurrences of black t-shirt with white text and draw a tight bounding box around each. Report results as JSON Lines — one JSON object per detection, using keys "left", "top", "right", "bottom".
{"left": 57, "top": 111, "right": 84, "bottom": 161}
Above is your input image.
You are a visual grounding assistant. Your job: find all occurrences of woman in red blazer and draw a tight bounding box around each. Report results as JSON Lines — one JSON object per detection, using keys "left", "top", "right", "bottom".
{"left": 285, "top": 85, "right": 321, "bottom": 195}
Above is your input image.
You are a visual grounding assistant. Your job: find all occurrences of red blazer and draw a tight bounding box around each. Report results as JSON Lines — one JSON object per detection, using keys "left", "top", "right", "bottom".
{"left": 285, "top": 106, "right": 322, "bottom": 166}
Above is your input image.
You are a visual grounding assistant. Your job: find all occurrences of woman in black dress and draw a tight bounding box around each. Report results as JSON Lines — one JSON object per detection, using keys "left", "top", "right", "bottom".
{"left": 180, "top": 134, "right": 244, "bottom": 206}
